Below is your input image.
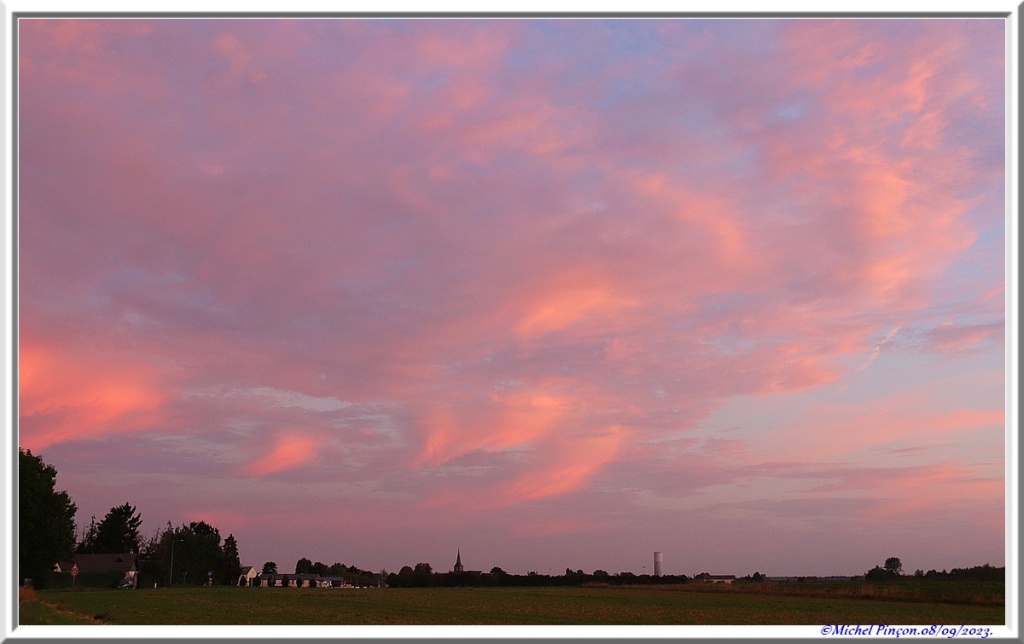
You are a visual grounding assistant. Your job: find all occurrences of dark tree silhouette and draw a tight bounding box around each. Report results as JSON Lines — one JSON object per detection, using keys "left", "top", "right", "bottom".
{"left": 147, "top": 521, "right": 226, "bottom": 586}
{"left": 19, "top": 449, "right": 77, "bottom": 588}
{"left": 79, "top": 502, "right": 142, "bottom": 554}
{"left": 76, "top": 515, "right": 98, "bottom": 554}
{"left": 221, "top": 534, "right": 242, "bottom": 585}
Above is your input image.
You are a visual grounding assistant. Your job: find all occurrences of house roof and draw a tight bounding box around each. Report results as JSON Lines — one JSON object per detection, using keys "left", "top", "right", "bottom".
{"left": 71, "top": 553, "right": 138, "bottom": 574}
{"left": 239, "top": 566, "right": 256, "bottom": 575}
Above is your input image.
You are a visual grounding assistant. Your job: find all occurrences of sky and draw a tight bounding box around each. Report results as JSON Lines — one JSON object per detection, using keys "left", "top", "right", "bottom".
{"left": 16, "top": 17, "right": 1007, "bottom": 578}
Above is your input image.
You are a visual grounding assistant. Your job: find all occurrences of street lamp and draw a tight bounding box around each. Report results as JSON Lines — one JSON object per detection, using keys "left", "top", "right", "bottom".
{"left": 169, "top": 538, "right": 181, "bottom": 587}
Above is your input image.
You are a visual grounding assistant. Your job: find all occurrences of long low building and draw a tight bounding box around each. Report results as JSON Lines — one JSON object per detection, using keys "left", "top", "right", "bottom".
{"left": 244, "top": 572, "right": 385, "bottom": 588}
{"left": 693, "top": 573, "right": 736, "bottom": 584}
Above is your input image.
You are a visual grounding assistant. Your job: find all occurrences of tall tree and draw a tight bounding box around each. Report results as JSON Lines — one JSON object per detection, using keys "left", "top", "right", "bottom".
{"left": 138, "top": 524, "right": 169, "bottom": 583}
{"left": 180, "top": 521, "right": 222, "bottom": 585}
{"left": 295, "top": 557, "right": 312, "bottom": 574}
{"left": 221, "top": 534, "right": 242, "bottom": 585}
{"left": 413, "top": 562, "right": 434, "bottom": 587}
{"left": 262, "top": 561, "right": 278, "bottom": 574}
{"left": 147, "top": 521, "right": 225, "bottom": 586}
{"left": 19, "top": 449, "right": 77, "bottom": 587}
{"left": 139, "top": 525, "right": 164, "bottom": 561}
{"left": 76, "top": 515, "right": 99, "bottom": 554}
{"left": 80, "top": 502, "right": 142, "bottom": 553}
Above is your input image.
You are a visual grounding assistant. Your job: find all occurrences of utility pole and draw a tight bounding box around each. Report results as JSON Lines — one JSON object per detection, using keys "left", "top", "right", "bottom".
{"left": 169, "top": 538, "right": 177, "bottom": 587}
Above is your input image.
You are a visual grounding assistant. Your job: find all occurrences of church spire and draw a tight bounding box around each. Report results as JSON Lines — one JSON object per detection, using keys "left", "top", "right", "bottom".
{"left": 454, "top": 548, "right": 464, "bottom": 573}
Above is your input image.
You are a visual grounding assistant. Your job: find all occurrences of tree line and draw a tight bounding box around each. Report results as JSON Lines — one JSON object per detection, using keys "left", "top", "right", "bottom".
{"left": 19, "top": 449, "right": 242, "bottom": 588}
{"left": 384, "top": 564, "right": 693, "bottom": 588}
{"left": 134, "top": 520, "right": 242, "bottom": 587}
{"left": 865, "top": 557, "right": 1004, "bottom": 582}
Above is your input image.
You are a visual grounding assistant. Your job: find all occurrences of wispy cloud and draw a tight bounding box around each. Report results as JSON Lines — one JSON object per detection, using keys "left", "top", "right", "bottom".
{"left": 242, "top": 433, "right": 321, "bottom": 476}
{"left": 18, "top": 18, "right": 1004, "bottom": 575}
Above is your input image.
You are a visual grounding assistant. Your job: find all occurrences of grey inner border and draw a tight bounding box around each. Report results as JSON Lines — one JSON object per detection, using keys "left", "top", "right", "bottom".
{"left": 5, "top": 8, "right": 1020, "bottom": 644}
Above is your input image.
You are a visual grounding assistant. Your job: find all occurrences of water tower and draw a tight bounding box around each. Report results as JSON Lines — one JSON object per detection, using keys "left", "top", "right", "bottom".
{"left": 653, "top": 552, "right": 663, "bottom": 577}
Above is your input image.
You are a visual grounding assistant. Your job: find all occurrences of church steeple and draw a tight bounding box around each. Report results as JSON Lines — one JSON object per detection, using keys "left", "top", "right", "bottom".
{"left": 454, "top": 548, "right": 464, "bottom": 573}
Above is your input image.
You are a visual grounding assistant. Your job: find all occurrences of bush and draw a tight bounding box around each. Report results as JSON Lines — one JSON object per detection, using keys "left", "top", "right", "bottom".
{"left": 864, "top": 566, "right": 898, "bottom": 582}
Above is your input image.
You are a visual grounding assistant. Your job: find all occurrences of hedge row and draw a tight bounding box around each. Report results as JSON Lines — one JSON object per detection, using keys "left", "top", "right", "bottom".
{"left": 41, "top": 570, "right": 128, "bottom": 589}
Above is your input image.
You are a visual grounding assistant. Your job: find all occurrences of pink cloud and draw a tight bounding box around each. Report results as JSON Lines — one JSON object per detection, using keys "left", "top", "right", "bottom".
{"left": 424, "top": 425, "right": 627, "bottom": 510}
{"left": 242, "top": 433, "right": 321, "bottom": 476}
{"left": 494, "top": 426, "right": 626, "bottom": 505}
{"left": 18, "top": 338, "right": 170, "bottom": 451}
{"left": 920, "top": 322, "right": 1005, "bottom": 356}
{"left": 16, "top": 18, "right": 1004, "bottom": 574}
{"left": 415, "top": 389, "right": 575, "bottom": 467}
{"left": 808, "top": 461, "right": 1004, "bottom": 526}
{"left": 515, "top": 284, "right": 637, "bottom": 338}
{"left": 212, "top": 32, "right": 266, "bottom": 84}
{"left": 751, "top": 395, "right": 1004, "bottom": 464}
{"left": 416, "top": 24, "right": 514, "bottom": 68}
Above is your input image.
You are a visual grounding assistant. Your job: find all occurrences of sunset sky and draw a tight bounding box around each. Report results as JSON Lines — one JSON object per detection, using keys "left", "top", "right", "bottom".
{"left": 17, "top": 17, "right": 1007, "bottom": 577}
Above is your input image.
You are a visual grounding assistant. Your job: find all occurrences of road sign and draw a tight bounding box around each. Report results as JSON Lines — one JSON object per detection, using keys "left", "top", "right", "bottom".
{"left": 71, "top": 564, "right": 78, "bottom": 577}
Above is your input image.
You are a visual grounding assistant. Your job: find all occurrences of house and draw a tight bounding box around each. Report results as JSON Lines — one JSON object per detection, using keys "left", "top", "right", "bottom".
{"left": 256, "top": 572, "right": 278, "bottom": 587}
{"left": 694, "top": 573, "right": 736, "bottom": 584}
{"left": 237, "top": 566, "right": 259, "bottom": 587}
{"left": 56, "top": 553, "right": 139, "bottom": 585}
{"left": 317, "top": 576, "right": 349, "bottom": 588}
{"left": 292, "top": 573, "right": 321, "bottom": 588}
{"left": 315, "top": 573, "right": 344, "bottom": 585}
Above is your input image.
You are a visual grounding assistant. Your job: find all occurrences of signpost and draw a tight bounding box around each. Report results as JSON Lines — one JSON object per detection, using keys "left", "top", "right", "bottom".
{"left": 71, "top": 564, "right": 78, "bottom": 590}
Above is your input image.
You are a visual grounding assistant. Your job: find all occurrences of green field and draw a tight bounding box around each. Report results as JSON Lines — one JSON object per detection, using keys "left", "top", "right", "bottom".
{"left": 19, "top": 583, "right": 1004, "bottom": 626}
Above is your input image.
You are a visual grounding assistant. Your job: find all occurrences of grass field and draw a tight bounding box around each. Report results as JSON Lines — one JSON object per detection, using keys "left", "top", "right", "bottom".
{"left": 19, "top": 583, "right": 1005, "bottom": 626}
{"left": 17, "top": 589, "right": 98, "bottom": 625}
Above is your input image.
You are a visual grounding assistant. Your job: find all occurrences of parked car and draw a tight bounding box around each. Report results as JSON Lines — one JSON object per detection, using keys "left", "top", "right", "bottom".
{"left": 113, "top": 578, "right": 134, "bottom": 589}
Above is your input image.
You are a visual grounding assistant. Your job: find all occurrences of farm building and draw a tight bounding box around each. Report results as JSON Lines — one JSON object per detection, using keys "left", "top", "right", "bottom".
{"left": 237, "top": 566, "right": 258, "bottom": 586}
{"left": 694, "top": 573, "right": 736, "bottom": 584}
{"left": 254, "top": 573, "right": 357, "bottom": 588}
{"left": 53, "top": 553, "right": 139, "bottom": 587}
{"left": 250, "top": 571, "right": 386, "bottom": 588}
